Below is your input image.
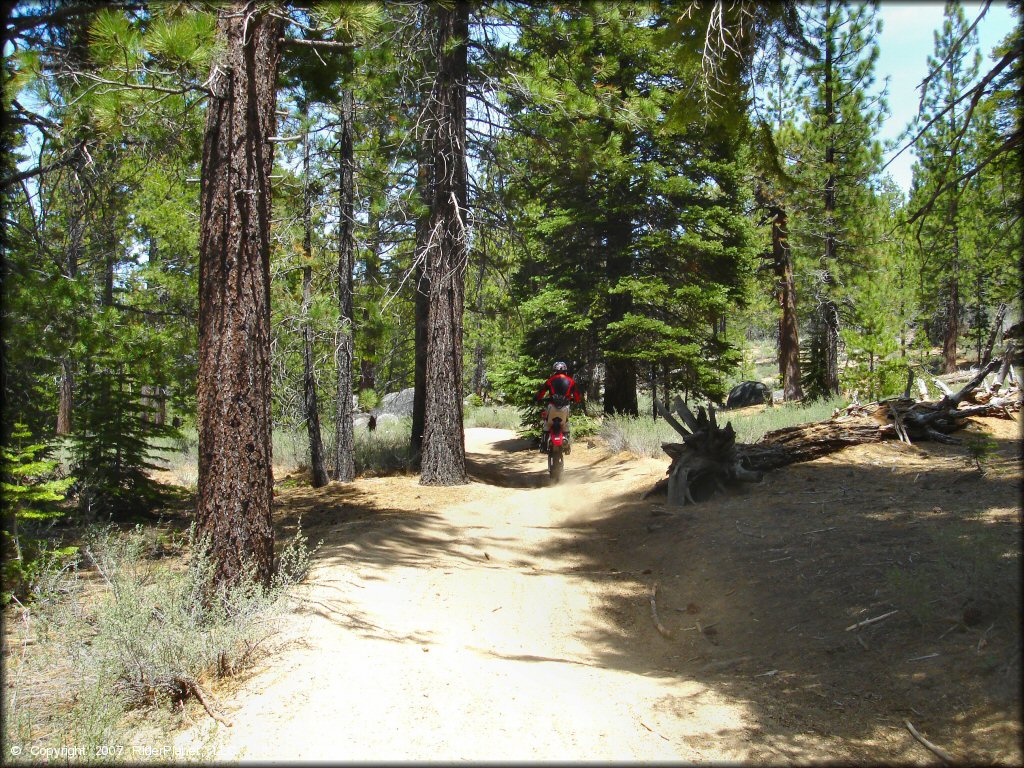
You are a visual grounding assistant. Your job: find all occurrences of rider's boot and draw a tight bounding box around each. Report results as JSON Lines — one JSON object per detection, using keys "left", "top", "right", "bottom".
{"left": 540, "top": 430, "right": 548, "bottom": 453}
{"left": 563, "top": 429, "right": 571, "bottom": 455}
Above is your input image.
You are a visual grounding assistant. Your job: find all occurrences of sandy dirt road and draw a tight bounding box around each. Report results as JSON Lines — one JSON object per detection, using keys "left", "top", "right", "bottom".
{"left": 176, "top": 428, "right": 757, "bottom": 761}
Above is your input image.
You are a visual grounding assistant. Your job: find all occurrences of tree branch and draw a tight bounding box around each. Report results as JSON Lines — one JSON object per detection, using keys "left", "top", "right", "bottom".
{"left": 279, "top": 38, "right": 356, "bottom": 51}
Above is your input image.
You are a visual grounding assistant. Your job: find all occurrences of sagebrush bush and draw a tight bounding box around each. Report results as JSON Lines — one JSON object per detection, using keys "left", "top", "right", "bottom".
{"left": 81, "top": 525, "right": 287, "bottom": 707}
{"left": 463, "top": 404, "right": 522, "bottom": 430}
{"left": 4, "top": 522, "right": 314, "bottom": 761}
{"left": 353, "top": 417, "right": 414, "bottom": 473}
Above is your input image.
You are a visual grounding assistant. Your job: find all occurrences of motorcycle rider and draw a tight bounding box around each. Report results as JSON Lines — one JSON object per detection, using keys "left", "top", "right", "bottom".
{"left": 535, "top": 361, "right": 581, "bottom": 454}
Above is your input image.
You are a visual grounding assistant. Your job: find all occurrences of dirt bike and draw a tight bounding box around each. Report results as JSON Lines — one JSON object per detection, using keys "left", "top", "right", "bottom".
{"left": 540, "top": 398, "right": 571, "bottom": 483}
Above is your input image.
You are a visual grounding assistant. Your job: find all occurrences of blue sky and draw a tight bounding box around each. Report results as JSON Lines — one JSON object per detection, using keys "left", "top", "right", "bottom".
{"left": 875, "top": 1, "right": 1017, "bottom": 194}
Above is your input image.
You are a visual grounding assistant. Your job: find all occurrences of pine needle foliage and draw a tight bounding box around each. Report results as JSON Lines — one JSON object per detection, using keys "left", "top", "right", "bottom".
{"left": 69, "top": 359, "right": 178, "bottom": 518}
{"left": 1, "top": 423, "right": 75, "bottom": 604}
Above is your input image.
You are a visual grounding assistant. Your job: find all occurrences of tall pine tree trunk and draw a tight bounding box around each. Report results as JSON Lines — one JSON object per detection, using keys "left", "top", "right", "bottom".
{"left": 196, "top": 3, "right": 282, "bottom": 590}
{"left": 603, "top": 214, "right": 638, "bottom": 416}
{"left": 943, "top": 176, "right": 961, "bottom": 373}
{"left": 302, "top": 267, "right": 328, "bottom": 487}
{"left": 772, "top": 207, "right": 803, "bottom": 401}
{"left": 57, "top": 359, "right": 74, "bottom": 435}
{"left": 411, "top": 93, "right": 432, "bottom": 463}
{"left": 57, "top": 171, "right": 84, "bottom": 435}
{"left": 420, "top": 1, "right": 468, "bottom": 486}
{"left": 819, "top": 0, "right": 841, "bottom": 396}
{"left": 358, "top": 206, "right": 380, "bottom": 393}
{"left": 981, "top": 302, "right": 1007, "bottom": 367}
{"left": 471, "top": 251, "right": 486, "bottom": 396}
{"left": 300, "top": 121, "right": 328, "bottom": 488}
{"left": 333, "top": 89, "right": 356, "bottom": 483}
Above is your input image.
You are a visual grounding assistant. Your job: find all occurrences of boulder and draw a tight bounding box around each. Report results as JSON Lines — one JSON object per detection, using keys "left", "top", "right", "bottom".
{"left": 725, "top": 380, "right": 771, "bottom": 409}
{"left": 377, "top": 387, "right": 415, "bottom": 418}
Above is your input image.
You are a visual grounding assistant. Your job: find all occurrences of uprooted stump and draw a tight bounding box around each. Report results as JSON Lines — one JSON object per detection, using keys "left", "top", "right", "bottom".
{"left": 648, "top": 359, "right": 1020, "bottom": 506}
{"left": 649, "top": 396, "right": 763, "bottom": 506}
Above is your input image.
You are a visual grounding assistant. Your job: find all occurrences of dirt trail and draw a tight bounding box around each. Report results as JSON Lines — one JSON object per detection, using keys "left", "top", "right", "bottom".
{"left": 176, "top": 420, "right": 1021, "bottom": 763}
{"left": 175, "top": 429, "right": 754, "bottom": 761}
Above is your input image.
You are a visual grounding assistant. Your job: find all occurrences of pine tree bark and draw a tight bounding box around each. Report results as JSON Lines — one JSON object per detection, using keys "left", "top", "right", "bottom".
{"left": 420, "top": 1, "right": 468, "bottom": 486}
{"left": 411, "top": 88, "right": 433, "bottom": 464}
{"left": 333, "top": 89, "right": 356, "bottom": 483}
{"left": 942, "top": 175, "right": 961, "bottom": 374}
{"left": 981, "top": 302, "right": 1007, "bottom": 367}
{"left": 603, "top": 213, "right": 638, "bottom": 416}
{"left": 196, "top": 3, "right": 282, "bottom": 590}
{"left": 818, "top": 0, "right": 841, "bottom": 396}
{"left": 302, "top": 266, "right": 328, "bottom": 487}
{"left": 358, "top": 205, "right": 380, "bottom": 393}
{"left": 772, "top": 206, "right": 803, "bottom": 401}
{"left": 300, "top": 121, "right": 328, "bottom": 488}
{"left": 57, "top": 169, "right": 84, "bottom": 435}
{"left": 471, "top": 253, "right": 487, "bottom": 397}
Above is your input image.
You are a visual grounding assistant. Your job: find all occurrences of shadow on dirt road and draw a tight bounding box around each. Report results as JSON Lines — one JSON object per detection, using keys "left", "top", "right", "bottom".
{"left": 525, "top": 426, "right": 1021, "bottom": 763}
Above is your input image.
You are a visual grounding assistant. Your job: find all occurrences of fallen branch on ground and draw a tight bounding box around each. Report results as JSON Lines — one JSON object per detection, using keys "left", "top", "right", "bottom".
{"left": 178, "top": 677, "right": 233, "bottom": 727}
{"left": 648, "top": 582, "right": 673, "bottom": 639}
{"left": 905, "top": 720, "right": 956, "bottom": 764}
{"left": 846, "top": 610, "right": 899, "bottom": 632}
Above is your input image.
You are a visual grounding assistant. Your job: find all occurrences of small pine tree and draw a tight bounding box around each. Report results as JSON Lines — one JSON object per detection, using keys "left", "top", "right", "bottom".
{"left": 1, "top": 423, "right": 75, "bottom": 603}
{"left": 70, "top": 359, "right": 176, "bottom": 518}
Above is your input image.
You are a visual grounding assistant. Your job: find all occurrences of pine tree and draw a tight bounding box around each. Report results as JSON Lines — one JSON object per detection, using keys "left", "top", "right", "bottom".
{"left": 420, "top": 1, "right": 469, "bottom": 485}
{"left": 195, "top": 3, "right": 283, "bottom": 590}
{"left": 907, "top": 1, "right": 981, "bottom": 373}
{"left": 1, "top": 422, "right": 74, "bottom": 602}
{"left": 334, "top": 87, "right": 357, "bottom": 482}
{"left": 70, "top": 355, "right": 174, "bottom": 517}
{"left": 500, "top": 3, "right": 754, "bottom": 412}
{"left": 790, "top": 0, "right": 884, "bottom": 398}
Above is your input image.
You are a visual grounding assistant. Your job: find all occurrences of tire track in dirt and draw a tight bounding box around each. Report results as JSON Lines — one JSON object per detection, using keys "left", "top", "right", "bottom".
{"left": 175, "top": 428, "right": 755, "bottom": 761}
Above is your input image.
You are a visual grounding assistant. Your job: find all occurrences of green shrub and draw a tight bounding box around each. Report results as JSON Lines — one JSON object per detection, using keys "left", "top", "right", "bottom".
{"left": 3, "top": 522, "right": 315, "bottom": 760}
{"left": 358, "top": 388, "right": 380, "bottom": 412}
{"left": 1, "top": 422, "right": 76, "bottom": 604}
{"left": 70, "top": 363, "right": 179, "bottom": 517}
{"left": 841, "top": 358, "right": 909, "bottom": 402}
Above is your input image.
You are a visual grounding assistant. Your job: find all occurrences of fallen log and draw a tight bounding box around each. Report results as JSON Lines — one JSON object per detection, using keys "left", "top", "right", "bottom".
{"left": 649, "top": 358, "right": 1019, "bottom": 505}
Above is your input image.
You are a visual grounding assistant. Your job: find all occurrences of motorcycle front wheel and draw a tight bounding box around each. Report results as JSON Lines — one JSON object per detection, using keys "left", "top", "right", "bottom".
{"left": 547, "top": 450, "right": 564, "bottom": 483}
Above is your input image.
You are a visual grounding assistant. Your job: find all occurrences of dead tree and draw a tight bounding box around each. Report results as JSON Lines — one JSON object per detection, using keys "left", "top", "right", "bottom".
{"left": 649, "top": 359, "right": 1020, "bottom": 505}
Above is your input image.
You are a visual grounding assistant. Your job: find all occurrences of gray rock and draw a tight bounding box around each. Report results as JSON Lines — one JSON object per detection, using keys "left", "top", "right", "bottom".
{"left": 725, "top": 381, "right": 771, "bottom": 409}
{"left": 377, "top": 387, "right": 415, "bottom": 417}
